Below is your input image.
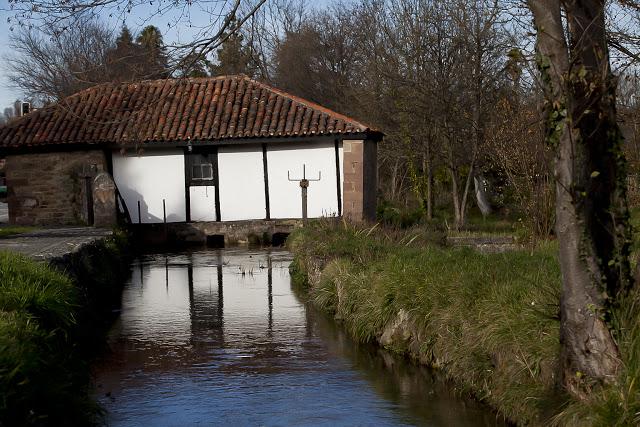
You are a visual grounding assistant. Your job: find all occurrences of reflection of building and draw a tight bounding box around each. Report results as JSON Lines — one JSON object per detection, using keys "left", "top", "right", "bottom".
{"left": 116, "top": 251, "right": 306, "bottom": 363}
{"left": 0, "top": 75, "right": 381, "bottom": 226}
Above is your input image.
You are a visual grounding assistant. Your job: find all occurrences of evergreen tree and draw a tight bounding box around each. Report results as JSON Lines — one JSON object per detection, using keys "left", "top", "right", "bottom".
{"left": 136, "top": 25, "right": 169, "bottom": 78}
{"left": 209, "top": 27, "right": 255, "bottom": 76}
{"left": 176, "top": 52, "right": 212, "bottom": 78}
{"left": 115, "top": 25, "right": 135, "bottom": 50}
{"left": 107, "top": 25, "right": 145, "bottom": 81}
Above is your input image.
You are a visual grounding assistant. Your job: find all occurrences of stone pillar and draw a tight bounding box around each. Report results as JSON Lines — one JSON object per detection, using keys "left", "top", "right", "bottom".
{"left": 92, "top": 172, "right": 117, "bottom": 228}
{"left": 342, "top": 139, "right": 378, "bottom": 222}
{"left": 343, "top": 140, "right": 365, "bottom": 221}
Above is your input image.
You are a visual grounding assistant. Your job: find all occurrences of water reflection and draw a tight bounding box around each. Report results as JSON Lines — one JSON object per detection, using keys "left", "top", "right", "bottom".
{"left": 94, "top": 249, "right": 501, "bottom": 426}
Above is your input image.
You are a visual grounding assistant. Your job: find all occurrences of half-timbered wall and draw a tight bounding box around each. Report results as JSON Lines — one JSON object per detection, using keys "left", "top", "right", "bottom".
{"left": 267, "top": 141, "right": 343, "bottom": 219}
{"left": 217, "top": 145, "right": 266, "bottom": 221}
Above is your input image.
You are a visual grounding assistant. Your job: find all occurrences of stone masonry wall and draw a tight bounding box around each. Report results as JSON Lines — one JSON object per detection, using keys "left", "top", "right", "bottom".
{"left": 6, "top": 151, "right": 107, "bottom": 226}
{"left": 342, "top": 140, "right": 365, "bottom": 221}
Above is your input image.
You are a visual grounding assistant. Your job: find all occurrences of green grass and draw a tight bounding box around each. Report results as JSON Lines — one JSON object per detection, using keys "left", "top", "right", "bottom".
{"left": 288, "top": 220, "right": 640, "bottom": 425}
{"left": 289, "top": 221, "right": 562, "bottom": 424}
{"left": 0, "top": 226, "right": 35, "bottom": 238}
{"left": 0, "top": 251, "right": 97, "bottom": 425}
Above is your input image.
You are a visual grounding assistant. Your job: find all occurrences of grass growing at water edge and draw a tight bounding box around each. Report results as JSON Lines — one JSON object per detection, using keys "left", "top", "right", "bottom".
{"left": 0, "top": 251, "right": 99, "bottom": 425}
{"left": 289, "top": 221, "right": 563, "bottom": 424}
{"left": 288, "top": 220, "right": 640, "bottom": 425}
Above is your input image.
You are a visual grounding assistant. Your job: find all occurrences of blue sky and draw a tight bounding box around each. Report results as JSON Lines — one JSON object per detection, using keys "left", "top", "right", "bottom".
{"left": 0, "top": 1, "right": 18, "bottom": 109}
{"left": 0, "top": 0, "right": 332, "bottom": 110}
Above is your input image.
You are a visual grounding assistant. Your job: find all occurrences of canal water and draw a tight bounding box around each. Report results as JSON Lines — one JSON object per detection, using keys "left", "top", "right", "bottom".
{"left": 93, "top": 249, "right": 502, "bottom": 426}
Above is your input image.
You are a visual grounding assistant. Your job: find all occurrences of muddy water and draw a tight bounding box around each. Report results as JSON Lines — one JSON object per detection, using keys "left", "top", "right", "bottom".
{"left": 93, "top": 249, "right": 502, "bottom": 426}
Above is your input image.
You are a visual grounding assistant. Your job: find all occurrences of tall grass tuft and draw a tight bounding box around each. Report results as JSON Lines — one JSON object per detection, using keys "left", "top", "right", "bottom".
{"left": 289, "top": 221, "right": 567, "bottom": 425}
{"left": 0, "top": 251, "right": 97, "bottom": 425}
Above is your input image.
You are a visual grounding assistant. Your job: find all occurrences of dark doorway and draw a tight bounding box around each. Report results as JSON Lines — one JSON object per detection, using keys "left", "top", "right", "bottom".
{"left": 206, "top": 234, "right": 225, "bottom": 248}
{"left": 271, "top": 232, "right": 289, "bottom": 247}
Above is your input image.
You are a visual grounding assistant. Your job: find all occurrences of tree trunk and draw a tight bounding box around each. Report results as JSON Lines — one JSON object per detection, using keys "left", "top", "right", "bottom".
{"left": 450, "top": 164, "right": 462, "bottom": 230}
{"left": 426, "top": 150, "right": 433, "bottom": 221}
{"left": 423, "top": 147, "right": 433, "bottom": 220}
{"left": 390, "top": 158, "right": 399, "bottom": 202}
{"left": 459, "top": 160, "right": 475, "bottom": 229}
{"left": 528, "top": 0, "right": 633, "bottom": 395}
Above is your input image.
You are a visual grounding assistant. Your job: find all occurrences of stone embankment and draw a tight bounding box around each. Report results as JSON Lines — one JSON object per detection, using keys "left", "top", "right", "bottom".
{"left": 0, "top": 226, "right": 130, "bottom": 425}
{"left": 0, "top": 226, "right": 130, "bottom": 324}
{"left": 0, "top": 227, "right": 113, "bottom": 261}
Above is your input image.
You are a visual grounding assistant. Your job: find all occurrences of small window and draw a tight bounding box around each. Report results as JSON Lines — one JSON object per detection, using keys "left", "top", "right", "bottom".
{"left": 192, "top": 163, "right": 213, "bottom": 181}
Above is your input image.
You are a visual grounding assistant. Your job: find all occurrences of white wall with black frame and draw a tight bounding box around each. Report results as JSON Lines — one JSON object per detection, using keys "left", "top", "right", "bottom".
{"left": 266, "top": 141, "right": 343, "bottom": 219}
{"left": 187, "top": 152, "right": 218, "bottom": 222}
{"left": 217, "top": 145, "right": 267, "bottom": 221}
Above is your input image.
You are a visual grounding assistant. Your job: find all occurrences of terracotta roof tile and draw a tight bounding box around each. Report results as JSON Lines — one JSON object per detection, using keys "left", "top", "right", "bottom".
{"left": 0, "top": 75, "right": 375, "bottom": 148}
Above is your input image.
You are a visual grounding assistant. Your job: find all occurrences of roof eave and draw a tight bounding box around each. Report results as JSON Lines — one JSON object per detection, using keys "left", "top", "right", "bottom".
{"left": 0, "top": 130, "right": 383, "bottom": 155}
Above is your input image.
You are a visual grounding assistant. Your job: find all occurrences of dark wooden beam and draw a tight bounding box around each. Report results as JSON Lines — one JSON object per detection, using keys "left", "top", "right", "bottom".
{"left": 213, "top": 148, "right": 221, "bottom": 222}
{"left": 183, "top": 149, "right": 191, "bottom": 222}
{"left": 262, "top": 143, "right": 271, "bottom": 220}
{"left": 335, "top": 139, "right": 342, "bottom": 216}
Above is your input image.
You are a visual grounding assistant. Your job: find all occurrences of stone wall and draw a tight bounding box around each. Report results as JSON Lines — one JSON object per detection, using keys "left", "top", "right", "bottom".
{"left": 342, "top": 139, "right": 377, "bottom": 222}
{"left": 133, "top": 218, "right": 305, "bottom": 246}
{"left": 342, "top": 140, "right": 365, "bottom": 221}
{"left": 6, "top": 150, "right": 107, "bottom": 226}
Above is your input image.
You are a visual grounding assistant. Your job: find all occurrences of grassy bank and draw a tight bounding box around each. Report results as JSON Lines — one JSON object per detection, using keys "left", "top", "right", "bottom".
{"left": 288, "top": 220, "right": 640, "bottom": 426}
{"left": 0, "top": 226, "right": 35, "bottom": 238}
{"left": 0, "top": 231, "right": 130, "bottom": 425}
{"left": 0, "top": 252, "right": 92, "bottom": 425}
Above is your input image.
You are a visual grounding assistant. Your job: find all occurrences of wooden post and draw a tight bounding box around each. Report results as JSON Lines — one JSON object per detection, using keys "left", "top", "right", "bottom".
{"left": 300, "top": 179, "right": 309, "bottom": 223}
{"left": 84, "top": 176, "right": 94, "bottom": 226}
{"left": 163, "top": 199, "right": 167, "bottom": 242}
{"left": 288, "top": 164, "right": 320, "bottom": 226}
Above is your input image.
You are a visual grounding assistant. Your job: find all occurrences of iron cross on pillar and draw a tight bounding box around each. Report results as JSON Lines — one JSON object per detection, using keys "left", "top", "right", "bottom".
{"left": 288, "top": 164, "right": 321, "bottom": 224}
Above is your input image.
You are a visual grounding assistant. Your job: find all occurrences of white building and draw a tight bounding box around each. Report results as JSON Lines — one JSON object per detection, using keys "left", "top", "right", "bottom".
{"left": 0, "top": 75, "right": 381, "bottom": 227}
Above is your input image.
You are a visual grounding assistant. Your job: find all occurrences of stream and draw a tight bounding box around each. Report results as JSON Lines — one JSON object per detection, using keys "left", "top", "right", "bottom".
{"left": 93, "top": 249, "right": 502, "bottom": 426}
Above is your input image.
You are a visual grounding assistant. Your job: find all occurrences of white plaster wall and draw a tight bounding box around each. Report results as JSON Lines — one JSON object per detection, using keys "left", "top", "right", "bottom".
{"left": 217, "top": 145, "right": 266, "bottom": 221}
{"left": 339, "top": 142, "right": 344, "bottom": 205}
{"left": 112, "top": 150, "right": 186, "bottom": 223}
{"left": 189, "top": 186, "right": 217, "bottom": 222}
{"left": 267, "top": 141, "right": 341, "bottom": 219}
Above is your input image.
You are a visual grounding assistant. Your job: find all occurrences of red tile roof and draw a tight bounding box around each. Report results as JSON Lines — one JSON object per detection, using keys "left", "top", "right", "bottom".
{"left": 0, "top": 75, "right": 377, "bottom": 149}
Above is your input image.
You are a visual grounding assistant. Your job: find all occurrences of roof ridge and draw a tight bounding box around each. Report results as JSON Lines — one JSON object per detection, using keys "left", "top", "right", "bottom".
{"left": 239, "top": 75, "right": 372, "bottom": 130}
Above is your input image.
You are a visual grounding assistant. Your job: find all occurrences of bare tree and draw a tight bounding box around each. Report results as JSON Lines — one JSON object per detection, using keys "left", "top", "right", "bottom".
{"left": 4, "top": 0, "right": 267, "bottom": 81}
{"left": 6, "top": 19, "right": 115, "bottom": 102}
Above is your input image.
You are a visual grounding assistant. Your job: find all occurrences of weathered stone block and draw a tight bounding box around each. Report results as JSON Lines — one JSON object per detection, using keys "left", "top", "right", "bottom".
{"left": 93, "top": 172, "right": 117, "bottom": 228}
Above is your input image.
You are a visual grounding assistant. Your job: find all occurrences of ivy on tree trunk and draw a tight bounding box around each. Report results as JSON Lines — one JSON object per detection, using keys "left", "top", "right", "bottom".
{"left": 527, "top": 0, "right": 633, "bottom": 396}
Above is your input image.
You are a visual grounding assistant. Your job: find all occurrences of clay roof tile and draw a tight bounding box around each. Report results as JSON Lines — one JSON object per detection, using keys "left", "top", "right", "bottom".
{"left": 0, "top": 75, "right": 377, "bottom": 149}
